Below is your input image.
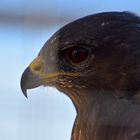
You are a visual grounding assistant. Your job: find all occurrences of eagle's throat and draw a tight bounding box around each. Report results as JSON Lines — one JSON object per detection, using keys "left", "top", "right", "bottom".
{"left": 63, "top": 89, "right": 140, "bottom": 140}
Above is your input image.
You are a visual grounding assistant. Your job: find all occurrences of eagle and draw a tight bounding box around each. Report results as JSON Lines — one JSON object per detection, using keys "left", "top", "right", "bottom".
{"left": 21, "top": 12, "right": 140, "bottom": 140}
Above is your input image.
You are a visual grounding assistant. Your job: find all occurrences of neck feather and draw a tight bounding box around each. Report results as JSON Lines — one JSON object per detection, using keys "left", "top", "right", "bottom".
{"left": 62, "top": 88, "right": 140, "bottom": 140}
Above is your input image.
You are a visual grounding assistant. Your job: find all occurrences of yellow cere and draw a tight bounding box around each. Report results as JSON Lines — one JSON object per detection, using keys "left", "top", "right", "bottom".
{"left": 29, "top": 56, "right": 45, "bottom": 74}
{"left": 29, "top": 56, "right": 81, "bottom": 80}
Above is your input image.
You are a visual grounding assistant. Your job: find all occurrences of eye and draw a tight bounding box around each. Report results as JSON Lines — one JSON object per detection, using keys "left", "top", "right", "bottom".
{"left": 66, "top": 46, "right": 89, "bottom": 65}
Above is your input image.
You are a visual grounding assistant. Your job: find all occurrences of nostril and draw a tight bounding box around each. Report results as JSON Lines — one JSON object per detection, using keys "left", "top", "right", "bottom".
{"left": 33, "top": 64, "right": 42, "bottom": 72}
{"left": 29, "top": 56, "right": 43, "bottom": 73}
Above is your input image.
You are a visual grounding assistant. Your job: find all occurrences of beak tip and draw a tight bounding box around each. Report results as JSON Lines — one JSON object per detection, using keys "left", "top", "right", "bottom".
{"left": 21, "top": 88, "right": 28, "bottom": 99}
{"left": 24, "top": 92, "right": 28, "bottom": 99}
{"left": 20, "top": 66, "right": 42, "bottom": 99}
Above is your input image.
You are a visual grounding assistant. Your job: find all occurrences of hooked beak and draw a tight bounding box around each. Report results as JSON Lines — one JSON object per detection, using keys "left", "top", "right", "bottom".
{"left": 20, "top": 57, "right": 43, "bottom": 98}
{"left": 20, "top": 56, "right": 81, "bottom": 98}
{"left": 20, "top": 67, "right": 42, "bottom": 98}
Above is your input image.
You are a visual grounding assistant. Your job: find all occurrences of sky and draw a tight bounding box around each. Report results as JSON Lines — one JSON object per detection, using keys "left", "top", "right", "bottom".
{"left": 1, "top": 0, "right": 140, "bottom": 140}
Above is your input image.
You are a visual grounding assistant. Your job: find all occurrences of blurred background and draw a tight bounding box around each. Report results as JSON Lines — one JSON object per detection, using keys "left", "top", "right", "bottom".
{"left": 1, "top": 0, "right": 140, "bottom": 139}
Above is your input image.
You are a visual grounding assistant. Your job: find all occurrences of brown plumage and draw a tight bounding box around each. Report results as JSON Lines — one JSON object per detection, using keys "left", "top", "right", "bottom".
{"left": 21, "top": 12, "right": 140, "bottom": 140}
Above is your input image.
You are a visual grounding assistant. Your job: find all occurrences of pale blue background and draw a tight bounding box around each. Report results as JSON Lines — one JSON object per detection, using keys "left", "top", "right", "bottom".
{"left": 1, "top": 0, "right": 140, "bottom": 139}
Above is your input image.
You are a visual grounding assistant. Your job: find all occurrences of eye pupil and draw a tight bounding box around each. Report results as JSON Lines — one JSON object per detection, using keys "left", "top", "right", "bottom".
{"left": 67, "top": 47, "right": 89, "bottom": 64}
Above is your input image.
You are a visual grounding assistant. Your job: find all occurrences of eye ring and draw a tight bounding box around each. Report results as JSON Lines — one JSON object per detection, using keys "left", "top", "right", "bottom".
{"left": 66, "top": 46, "right": 90, "bottom": 65}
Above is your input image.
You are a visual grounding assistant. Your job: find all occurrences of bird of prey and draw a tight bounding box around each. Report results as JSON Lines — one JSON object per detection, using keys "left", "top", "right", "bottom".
{"left": 21, "top": 12, "right": 140, "bottom": 140}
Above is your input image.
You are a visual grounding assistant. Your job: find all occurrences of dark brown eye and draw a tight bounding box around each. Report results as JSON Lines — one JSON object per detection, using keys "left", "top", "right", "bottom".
{"left": 66, "top": 46, "right": 89, "bottom": 64}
